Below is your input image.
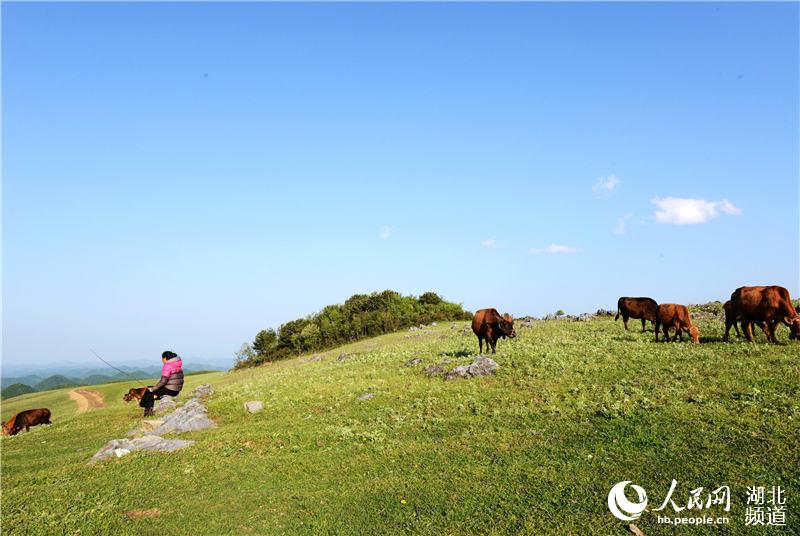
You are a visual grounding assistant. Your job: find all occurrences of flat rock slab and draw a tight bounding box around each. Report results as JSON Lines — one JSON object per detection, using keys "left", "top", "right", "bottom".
{"left": 244, "top": 400, "right": 265, "bottom": 413}
{"left": 90, "top": 435, "right": 195, "bottom": 463}
{"left": 189, "top": 384, "right": 214, "bottom": 398}
{"left": 402, "top": 358, "right": 423, "bottom": 367}
{"left": 356, "top": 393, "right": 376, "bottom": 401}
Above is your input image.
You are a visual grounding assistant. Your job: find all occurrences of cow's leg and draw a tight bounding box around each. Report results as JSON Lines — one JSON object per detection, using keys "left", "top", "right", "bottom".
{"left": 490, "top": 338, "right": 497, "bottom": 354}
{"left": 623, "top": 315, "right": 629, "bottom": 330}
{"left": 654, "top": 319, "right": 660, "bottom": 342}
{"left": 477, "top": 336, "right": 483, "bottom": 354}
{"left": 766, "top": 321, "right": 778, "bottom": 343}
{"left": 641, "top": 318, "right": 647, "bottom": 332}
{"left": 733, "top": 321, "right": 741, "bottom": 337}
{"left": 723, "top": 319, "right": 732, "bottom": 342}
{"left": 662, "top": 324, "right": 671, "bottom": 342}
{"left": 25, "top": 425, "right": 30, "bottom": 432}
{"left": 742, "top": 320, "right": 754, "bottom": 342}
{"left": 677, "top": 325, "right": 684, "bottom": 342}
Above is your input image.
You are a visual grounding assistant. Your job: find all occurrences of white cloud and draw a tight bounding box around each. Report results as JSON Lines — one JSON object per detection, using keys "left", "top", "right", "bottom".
{"left": 379, "top": 225, "right": 395, "bottom": 240}
{"left": 613, "top": 213, "right": 634, "bottom": 235}
{"left": 481, "top": 237, "right": 503, "bottom": 249}
{"left": 530, "top": 244, "right": 581, "bottom": 254}
{"left": 651, "top": 197, "right": 742, "bottom": 225}
{"left": 592, "top": 174, "right": 620, "bottom": 198}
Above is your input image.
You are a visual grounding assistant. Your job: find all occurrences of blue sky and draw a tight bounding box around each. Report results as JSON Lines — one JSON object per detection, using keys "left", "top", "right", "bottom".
{"left": 3, "top": 2, "right": 798, "bottom": 368}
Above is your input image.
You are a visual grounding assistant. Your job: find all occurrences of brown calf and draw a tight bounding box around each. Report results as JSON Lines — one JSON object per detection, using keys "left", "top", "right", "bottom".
{"left": 655, "top": 304, "right": 699, "bottom": 343}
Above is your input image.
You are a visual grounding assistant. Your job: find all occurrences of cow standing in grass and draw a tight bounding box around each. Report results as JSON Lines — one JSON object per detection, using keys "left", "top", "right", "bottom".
{"left": 615, "top": 297, "right": 658, "bottom": 332}
{"left": 728, "top": 286, "right": 800, "bottom": 343}
{"left": 655, "top": 304, "right": 699, "bottom": 343}
{"left": 472, "top": 309, "right": 516, "bottom": 354}
{"left": 2, "top": 408, "right": 52, "bottom": 436}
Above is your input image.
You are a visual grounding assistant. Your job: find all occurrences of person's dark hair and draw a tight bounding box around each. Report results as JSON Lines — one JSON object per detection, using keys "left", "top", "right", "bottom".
{"left": 162, "top": 351, "right": 178, "bottom": 359}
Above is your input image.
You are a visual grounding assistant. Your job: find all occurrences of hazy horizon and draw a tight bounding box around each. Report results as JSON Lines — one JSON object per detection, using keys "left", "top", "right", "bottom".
{"left": 3, "top": 3, "right": 798, "bottom": 368}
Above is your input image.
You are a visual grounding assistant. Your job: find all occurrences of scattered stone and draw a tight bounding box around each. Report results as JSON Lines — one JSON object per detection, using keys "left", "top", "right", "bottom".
{"left": 629, "top": 523, "right": 645, "bottom": 536}
{"left": 356, "top": 393, "right": 375, "bottom": 401}
{"left": 408, "top": 326, "right": 419, "bottom": 332}
{"left": 444, "top": 365, "right": 470, "bottom": 381}
{"left": 304, "top": 354, "right": 325, "bottom": 363}
{"left": 153, "top": 398, "right": 216, "bottom": 435}
{"left": 402, "top": 358, "right": 423, "bottom": 367}
{"left": 90, "top": 435, "right": 195, "bottom": 463}
{"left": 244, "top": 401, "right": 265, "bottom": 414}
{"left": 189, "top": 384, "right": 214, "bottom": 398}
{"left": 423, "top": 364, "right": 448, "bottom": 378}
{"left": 430, "top": 322, "right": 437, "bottom": 326}
{"left": 467, "top": 356, "right": 499, "bottom": 377}
{"left": 573, "top": 313, "right": 594, "bottom": 322}
{"left": 595, "top": 308, "right": 615, "bottom": 316}
{"left": 337, "top": 353, "right": 355, "bottom": 362}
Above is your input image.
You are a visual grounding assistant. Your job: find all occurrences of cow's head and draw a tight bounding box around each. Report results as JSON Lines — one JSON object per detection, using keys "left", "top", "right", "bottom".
{"left": 787, "top": 316, "right": 800, "bottom": 340}
{"left": 499, "top": 314, "right": 516, "bottom": 339}
{"left": 2, "top": 419, "right": 14, "bottom": 436}
{"left": 689, "top": 326, "right": 700, "bottom": 344}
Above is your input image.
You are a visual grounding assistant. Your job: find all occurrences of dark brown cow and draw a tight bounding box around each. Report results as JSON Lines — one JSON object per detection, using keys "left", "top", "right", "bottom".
{"left": 615, "top": 297, "right": 658, "bottom": 332}
{"left": 655, "top": 304, "right": 699, "bottom": 343}
{"left": 472, "top": 308, "right": 516, "bottom": 354}
{"left": 2, "top": 408, "right": 52, "bottom": 436}
{"left": 728, "top": 286, "right": 800, "bottom": 343}
{"left": 723, "top": 299, "right": 767, "bottom": 341}
{"left": 122, "top": 387, "right": 148, "bottom": 403}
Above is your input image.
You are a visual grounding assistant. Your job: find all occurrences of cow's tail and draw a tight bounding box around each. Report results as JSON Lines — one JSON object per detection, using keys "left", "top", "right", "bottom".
{"left": 614, "top": 298, "right": 622, "bottom": 321}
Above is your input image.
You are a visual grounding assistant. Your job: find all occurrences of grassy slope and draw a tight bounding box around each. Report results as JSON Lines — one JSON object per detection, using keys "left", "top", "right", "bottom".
{"left": 1, "top": 319, "right": 798, "bottom": 535}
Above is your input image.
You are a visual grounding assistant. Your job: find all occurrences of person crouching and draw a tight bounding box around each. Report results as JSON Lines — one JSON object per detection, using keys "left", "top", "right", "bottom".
{"left": 140, "top": 351, "right": 184, "bottom": 417}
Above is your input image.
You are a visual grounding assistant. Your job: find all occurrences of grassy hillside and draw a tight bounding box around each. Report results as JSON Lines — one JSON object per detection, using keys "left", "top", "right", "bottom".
{"left": 1, "top": 317, "right": 798, "bottom": 535}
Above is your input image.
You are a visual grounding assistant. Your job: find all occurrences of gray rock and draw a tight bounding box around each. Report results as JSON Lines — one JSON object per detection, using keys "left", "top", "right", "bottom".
{"left": 403, "top": 358, "right": 423, "bottom": 367}
{"left": 304, "top": 354, "right": 325, "bottom": 363}
{"left": 153, "top": 398, "right": 216, "bottom": 435}
{"left": 189, "top": 384, "right": 214, "bottom": 398}
{"left": 442, "top": 355, "right": 500, "bottom": 381}
{"left": 244, "top": 400, "right": 264, "bottom": 414}
{"left": 154, "top": 397, "right": 177, "bottom": 414}
{"left": 467, "top": 356, "right": 499, "bottom": 377}
{"left": 574, "top": 313, "right": 594, "bottom": 322}
{"left": 90, "top": 435, "right": 194, "bottom": 463}
{"left": 356, "top": 393, "right": 375, "bottom": 401}
{"left": 337, "top": 353, "right": 355, "bottom": 362}
{"left": 445, "top": 365, "right": 470, "bottom": 381}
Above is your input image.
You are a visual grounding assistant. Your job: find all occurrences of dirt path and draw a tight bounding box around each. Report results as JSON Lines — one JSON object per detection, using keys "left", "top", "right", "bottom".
{"left": 69, "top": 389, "right": 106, "bottom": 413}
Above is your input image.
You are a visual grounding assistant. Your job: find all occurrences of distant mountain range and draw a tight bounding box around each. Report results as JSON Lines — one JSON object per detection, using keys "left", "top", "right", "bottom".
{"left": 1, "top": 360, "right": 230, "bottom": 399}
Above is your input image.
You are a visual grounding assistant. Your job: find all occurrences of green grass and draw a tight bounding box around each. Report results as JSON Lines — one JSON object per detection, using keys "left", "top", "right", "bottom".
{"left": 2, "top": 319, "right": 798, "bottom": 535}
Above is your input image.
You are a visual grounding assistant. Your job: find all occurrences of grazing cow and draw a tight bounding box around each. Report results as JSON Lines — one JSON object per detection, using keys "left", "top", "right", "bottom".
{"left": 728, "top": 286, "right": 800, "bottom": 343}
{"left": 615, "top": 297, "right": 659, "bottom": 332}
{"left": 472, "top": 308, "right": 516, "bottom": 354}
{"left": 2, "top": 408, "right": 52, "bottom": 436}
{"left": 122, "top": 387, "right": 149, "bottom": 403}
{"left": 655, "top": 304, "right": 699, "bottom": 343}
{"left": 723, "top": 299, "right": 767, "bottom": 341}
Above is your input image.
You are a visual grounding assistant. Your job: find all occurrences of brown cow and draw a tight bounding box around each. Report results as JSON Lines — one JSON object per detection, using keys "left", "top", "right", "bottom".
{"left": 2, "top": 408, "right": 52, "bottom": 436}
{"left": 728, "top": 286, "right": 800, "bottom": 343}
{"left": 723, "top": 299, "right": 767, "bottom": 341}
{"left": 655, "top": 304, "right": 699, "bottom": 343}
{"left": 472, "top": 308, "right": 516, "bottom": 354}
{"left": 615, "top": 297, "right": 658, "bottom": 332}
{"left": 122, "top": 387, "right": 148, "bottom": 403}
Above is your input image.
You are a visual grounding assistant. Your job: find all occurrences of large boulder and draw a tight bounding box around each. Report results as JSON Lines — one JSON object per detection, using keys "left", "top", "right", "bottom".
{"left": 467, "top": 356, "right": 499, "bottom": 377}
{"left": 153, "top": 398, "right": 216, "bottom": 435}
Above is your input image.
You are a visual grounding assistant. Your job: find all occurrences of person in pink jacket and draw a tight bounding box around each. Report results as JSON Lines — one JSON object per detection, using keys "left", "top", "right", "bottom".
{"left": 140, "top": 351, "right": 184, "bottom": 417}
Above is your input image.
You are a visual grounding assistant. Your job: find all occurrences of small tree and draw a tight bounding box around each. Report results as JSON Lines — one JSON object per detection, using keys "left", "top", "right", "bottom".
{"left": 234, "top": 343, "right": 256, "bottom": 368}
{"left": 253, "top": 329, "right": 278, "bottom": 356}
{"left": 419, "top": 292, "right": 443, "bottom": 305}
